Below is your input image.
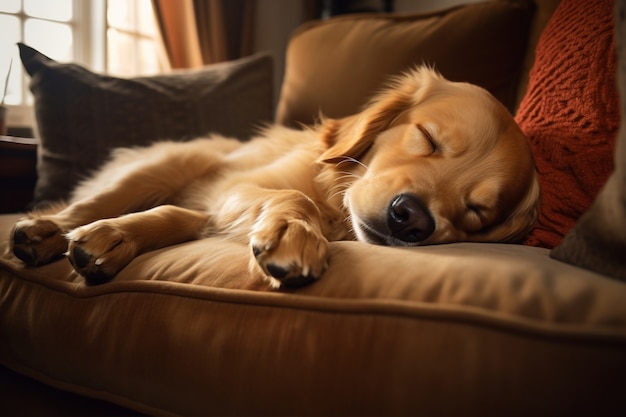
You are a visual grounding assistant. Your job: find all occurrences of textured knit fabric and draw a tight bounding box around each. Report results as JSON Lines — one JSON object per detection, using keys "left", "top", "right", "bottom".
{"left": 550, "top": 0, "right": 626, "bottom": 282}
{"left": 515, "top": 0, "right": 619, "bottom": 248}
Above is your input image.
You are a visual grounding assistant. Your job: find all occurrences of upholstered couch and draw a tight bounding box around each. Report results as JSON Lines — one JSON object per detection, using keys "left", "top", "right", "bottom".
{"left": 1, "top": 0, "right": 625, "bottom": 415}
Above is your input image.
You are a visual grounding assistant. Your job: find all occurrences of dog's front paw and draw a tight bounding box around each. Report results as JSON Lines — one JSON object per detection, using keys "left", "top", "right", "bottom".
{"left": 11, "top": 218, "right": 67, "bottom": 266}
{"left": 250, "top": 219, "right": 329, "bottom": 289}
{"left": 66, "top": 220, "right": 137, "bottom": 285}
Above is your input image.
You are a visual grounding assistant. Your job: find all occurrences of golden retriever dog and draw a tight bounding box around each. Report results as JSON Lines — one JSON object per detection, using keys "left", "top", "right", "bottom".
{"left": 10, "top": 67, "right": 539, "bottom": 289}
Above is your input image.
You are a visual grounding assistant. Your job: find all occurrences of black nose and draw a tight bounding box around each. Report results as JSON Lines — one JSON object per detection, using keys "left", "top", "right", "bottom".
{"left": 387, "top": 194, "right": 435, "bottom": 243}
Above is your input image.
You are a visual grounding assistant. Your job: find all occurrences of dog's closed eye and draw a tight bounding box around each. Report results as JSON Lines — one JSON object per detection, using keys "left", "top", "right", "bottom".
{"left": 416, "top": 124, "right": 439, "bottom": 154}
{"left": 404, "top": 124, "right": 439, "bottom": 156}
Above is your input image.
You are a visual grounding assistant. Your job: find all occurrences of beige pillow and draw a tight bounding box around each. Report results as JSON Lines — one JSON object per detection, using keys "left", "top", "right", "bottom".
{"left": 276, "top": 0, "right": 534, "bottom": 126}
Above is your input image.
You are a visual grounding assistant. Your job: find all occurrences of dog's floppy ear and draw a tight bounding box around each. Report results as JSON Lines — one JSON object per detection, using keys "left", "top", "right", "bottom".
{"left": 318, "top": 66, "right": 440, "bottom": 164}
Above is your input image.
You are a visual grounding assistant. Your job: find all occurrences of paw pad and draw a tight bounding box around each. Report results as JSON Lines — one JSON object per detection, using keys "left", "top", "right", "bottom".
{"left": 250, "top": 219, "right": 328, "bottom": 289}
{"left": 66, "top": 222, "right": 134, "bottom": 285}
{"left": 11, "top": 219, "right": 67, "bottom": 266}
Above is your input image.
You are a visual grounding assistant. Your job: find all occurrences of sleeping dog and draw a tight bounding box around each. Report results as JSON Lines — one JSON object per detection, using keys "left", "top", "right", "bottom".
{"left": 11, "top": 67, "right": 539, "bottom": 289}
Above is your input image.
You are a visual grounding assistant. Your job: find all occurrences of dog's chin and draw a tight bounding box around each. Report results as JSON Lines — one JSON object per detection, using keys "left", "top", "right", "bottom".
{"left": 353, "top": 217, "right": 419, "bottom": 247}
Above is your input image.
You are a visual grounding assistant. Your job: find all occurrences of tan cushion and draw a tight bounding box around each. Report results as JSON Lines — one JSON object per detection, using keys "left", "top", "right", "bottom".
{"left": 276, "top": 0, "right": 534, "bottom": 126}
{"left": 1, "top": 213, "right": 625, "bottom": 415}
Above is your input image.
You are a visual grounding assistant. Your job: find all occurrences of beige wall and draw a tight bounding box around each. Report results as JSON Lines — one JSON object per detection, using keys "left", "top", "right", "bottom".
{"left": 253, "top": 0, "right": 306, "bottom": 109}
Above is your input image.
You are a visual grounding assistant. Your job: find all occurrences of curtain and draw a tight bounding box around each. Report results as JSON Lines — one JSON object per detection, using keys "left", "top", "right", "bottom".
{"left": 152, "top": 0, "right": 256, "bottom": 69}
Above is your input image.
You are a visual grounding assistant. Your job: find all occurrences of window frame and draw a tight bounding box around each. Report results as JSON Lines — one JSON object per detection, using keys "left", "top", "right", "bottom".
{"left": 105, "top": 0, "right": 164, "bottom": 77}
{"left": 2, "top": 0, "right": 161, "bottom": 132}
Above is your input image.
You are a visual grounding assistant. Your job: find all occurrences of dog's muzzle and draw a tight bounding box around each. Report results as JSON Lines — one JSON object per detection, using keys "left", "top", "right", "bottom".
{"left": 355, "top": 193, "right": 435, "bottom": 246}
{"left": 386, "top": 194, "right": 435, "bottom": 244}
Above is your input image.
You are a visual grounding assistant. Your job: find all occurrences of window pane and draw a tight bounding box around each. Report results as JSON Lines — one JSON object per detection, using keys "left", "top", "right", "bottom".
{"left": 107, "top": 28, "right": 134, "bottom": 76}
{"left": 25, "top": 19, "right": 73, "bottom": 62}
{"left": 138, "top": 38, "right": 159, "bottom": 75}
{"left": 0, "top": 15, "right": 22, "bottom": 105}
{"left": 137, "top": 0, "right": 156, "bottom": 36}
{"left": 24, "top": 0, "right": 72, "bottom": 22}
{"left": 107, "top": 0, "right": 135, "bottom": 31}
{"left": 0, "top": 0, "right": 21, "bottom": 13}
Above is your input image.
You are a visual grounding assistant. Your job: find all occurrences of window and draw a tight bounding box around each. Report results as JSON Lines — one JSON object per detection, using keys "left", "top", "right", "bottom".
{"left": 106, "top": 0, "right": 162, "bottom": 77}
{"left": 0, "top": 0, "right": 162, "bottom": 128}
{"left": 0, "top": 0, "right": 74, "bottom": 107}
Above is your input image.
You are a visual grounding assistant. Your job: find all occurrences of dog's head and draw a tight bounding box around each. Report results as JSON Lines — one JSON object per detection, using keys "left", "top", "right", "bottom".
{"left": 318, "top": 67, "right": 539, "bottom": 246}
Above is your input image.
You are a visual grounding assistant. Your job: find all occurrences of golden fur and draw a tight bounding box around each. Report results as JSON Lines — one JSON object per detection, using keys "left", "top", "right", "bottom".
{"left": 10, "top": 68, "right": 539, "bottom": 289}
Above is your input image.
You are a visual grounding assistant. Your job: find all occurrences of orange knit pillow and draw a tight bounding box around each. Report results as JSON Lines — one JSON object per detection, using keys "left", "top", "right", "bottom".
{"left": 515, "top": 0, "right": 619, "bottom": 248}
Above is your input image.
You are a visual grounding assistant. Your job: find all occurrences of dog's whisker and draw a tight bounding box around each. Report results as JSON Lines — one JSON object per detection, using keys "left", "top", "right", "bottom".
{"left": 331, "top": 176, "right": 358, "bottom": 188}
{"left": 335, "top": 157, "right": 371, "bottom": 174}
{"left": 326, "top": 180, "right": 352, "bottom": 202}
{"left": 327, "top": 189, "right": 347, "bottom": 203}
{"left": 335, "top": 170, "right": 362, "bottom": 181}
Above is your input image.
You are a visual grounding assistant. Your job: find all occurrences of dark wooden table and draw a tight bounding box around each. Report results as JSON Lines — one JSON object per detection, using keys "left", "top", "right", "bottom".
{"left": 0, "top": 135, "right": 38, "bottom": 213}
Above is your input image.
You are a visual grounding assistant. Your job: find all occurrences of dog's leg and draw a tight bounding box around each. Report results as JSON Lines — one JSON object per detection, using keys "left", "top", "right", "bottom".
{"left": 11, "top": 142, "right": 224, "bottom": 266}
{"left": 11, "top": 182, "right": 169, "bottom": 267}
{"left": 65, "top": 205, "right": 210, "bottom": 284}
{"left": 213, "top": 185, "right": 329, "bottom": 288}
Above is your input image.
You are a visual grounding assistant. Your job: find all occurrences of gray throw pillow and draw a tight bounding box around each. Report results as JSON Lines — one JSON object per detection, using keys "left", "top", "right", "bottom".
{"left": 18, "top": 43, "right": 273, "bottom": 204}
